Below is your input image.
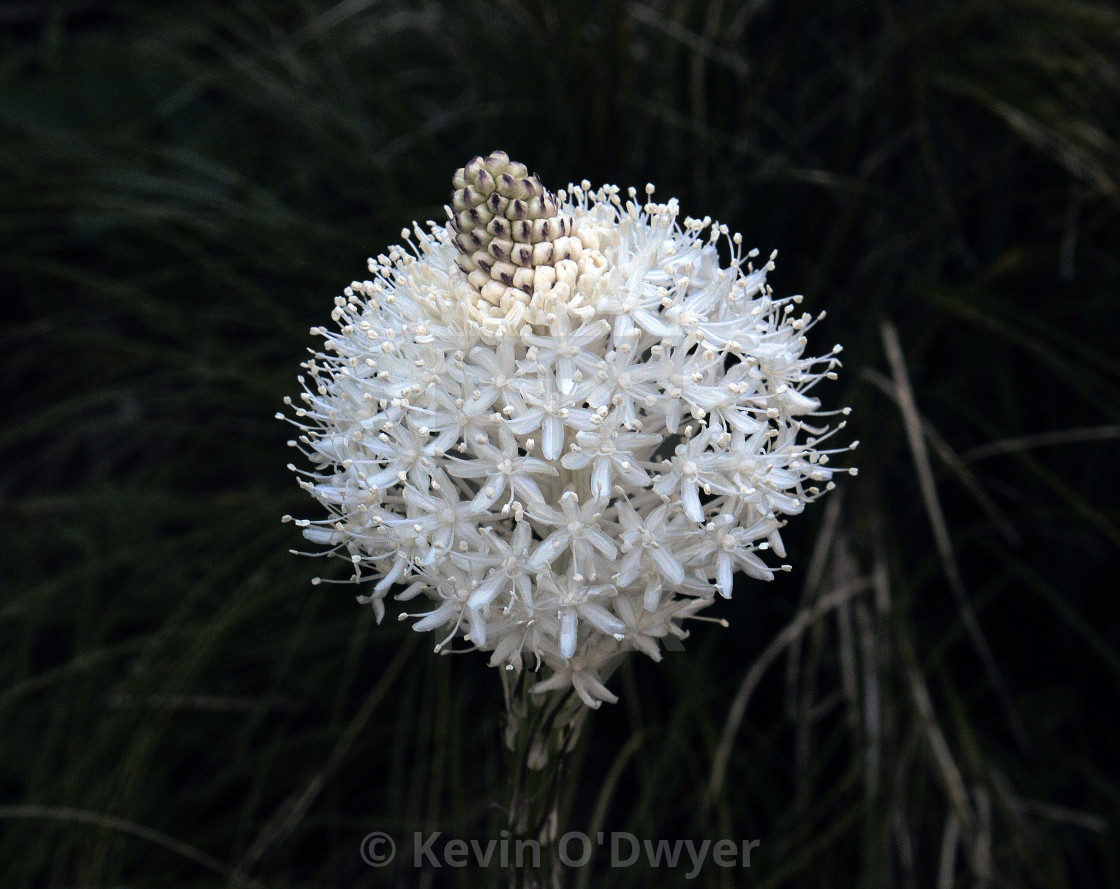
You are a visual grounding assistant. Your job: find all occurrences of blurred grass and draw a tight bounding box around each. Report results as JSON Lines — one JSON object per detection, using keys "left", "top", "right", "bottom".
{"left": 2, "top": 0, "right": 1119, "bottom": 886}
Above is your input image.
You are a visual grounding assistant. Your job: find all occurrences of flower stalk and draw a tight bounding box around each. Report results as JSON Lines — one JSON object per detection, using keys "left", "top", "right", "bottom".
{"left": 284, "top": 150, "right": 855, "bottom": 886}
{"left": 502, "top": 673, "right": 587, "bottom": 889}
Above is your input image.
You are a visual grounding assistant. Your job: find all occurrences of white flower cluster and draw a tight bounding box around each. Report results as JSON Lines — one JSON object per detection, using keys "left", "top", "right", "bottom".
{"left": 283, "top": 155, "right": 854, "bottom": 708}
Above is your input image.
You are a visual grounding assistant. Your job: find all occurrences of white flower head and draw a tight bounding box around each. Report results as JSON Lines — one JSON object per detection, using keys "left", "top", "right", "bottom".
{"left": 283, "top": 151, "right": 855, "bottom": 708}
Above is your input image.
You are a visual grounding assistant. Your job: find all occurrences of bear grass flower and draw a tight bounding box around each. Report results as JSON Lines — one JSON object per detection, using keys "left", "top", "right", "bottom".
{"left": 283, "top": 151, "right": 855, "bottom": 709}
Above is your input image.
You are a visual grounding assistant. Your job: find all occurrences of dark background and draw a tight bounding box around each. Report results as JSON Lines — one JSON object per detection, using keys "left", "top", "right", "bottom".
{"left": 2, "top": 1, "right": 1118, "bottom": 886}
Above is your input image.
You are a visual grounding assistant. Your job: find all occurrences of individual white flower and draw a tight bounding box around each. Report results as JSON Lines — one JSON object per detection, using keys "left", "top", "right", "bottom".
{"left": 466, "top": 521, "right": 535, "bottom": 609}
{"left": 614, "top": 499, "right": 687, "bottom": 589}
{"left": 445, "top": 426, "right": 556, "bottom": 511}
{"left": 561, "top": 411, "right": 658, "bottom": 500}
{"left": 523, "top": 490, "right": 618, "bottom": 578}
{"left": 282, "top": 150, "right": 855, "bottom": 708}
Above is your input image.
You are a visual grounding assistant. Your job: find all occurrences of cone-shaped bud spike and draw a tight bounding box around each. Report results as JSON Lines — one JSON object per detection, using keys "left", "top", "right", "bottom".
{"left": 451, "top": 151, "right": 585, "bottom": 313}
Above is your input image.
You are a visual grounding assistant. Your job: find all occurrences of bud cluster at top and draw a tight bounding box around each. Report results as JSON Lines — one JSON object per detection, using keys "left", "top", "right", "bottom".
{"left": 447, "top": 150, "right": 614, "bottom": 334}
{"left": 283, "top": 153, "right": 855, "bottom": 708}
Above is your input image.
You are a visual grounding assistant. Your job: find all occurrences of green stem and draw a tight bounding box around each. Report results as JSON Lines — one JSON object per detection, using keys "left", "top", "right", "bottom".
{"left": 503, "top": 675, "right": 585, "bottom": 889}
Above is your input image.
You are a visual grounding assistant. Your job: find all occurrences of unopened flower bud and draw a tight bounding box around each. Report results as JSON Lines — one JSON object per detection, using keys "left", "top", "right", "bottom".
{"left": 450, "top": 151, "right": 593, "bottom": 324}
